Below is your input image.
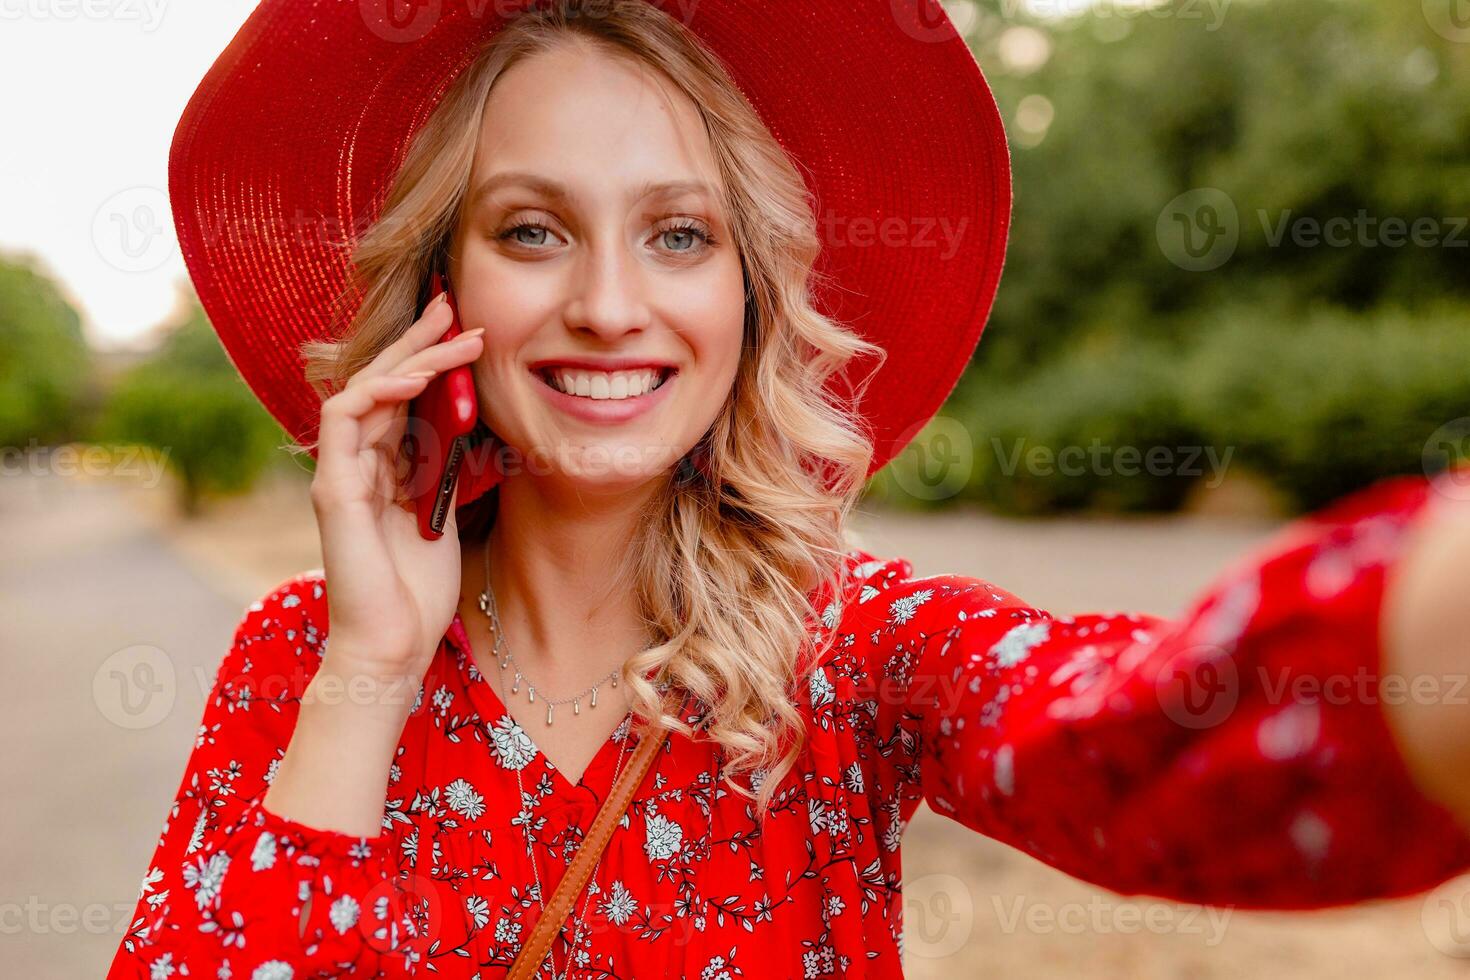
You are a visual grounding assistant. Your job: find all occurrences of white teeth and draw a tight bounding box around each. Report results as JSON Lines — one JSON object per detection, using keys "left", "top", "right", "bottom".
{"left": 547, "top": 367, "right": 667, "bottom": 400}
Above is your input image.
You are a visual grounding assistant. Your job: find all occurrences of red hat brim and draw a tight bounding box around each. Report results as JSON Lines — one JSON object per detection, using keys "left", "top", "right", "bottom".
{"left": 169, "top": 0, "right": 1011, "bottom": 511}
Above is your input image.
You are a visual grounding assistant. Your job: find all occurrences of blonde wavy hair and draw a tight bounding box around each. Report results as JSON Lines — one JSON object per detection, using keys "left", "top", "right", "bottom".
{"left": 297, "top": 0, "right": 887, "bottom": 818}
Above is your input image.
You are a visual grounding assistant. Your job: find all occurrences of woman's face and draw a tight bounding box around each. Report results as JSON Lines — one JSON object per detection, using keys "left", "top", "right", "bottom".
{"left": 449, "top": 43, "right": 746, "bottom": 491}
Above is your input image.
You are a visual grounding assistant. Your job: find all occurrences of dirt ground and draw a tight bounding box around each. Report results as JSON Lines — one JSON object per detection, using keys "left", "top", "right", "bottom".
{"left": 5, "top": 460, "right": 1468, "bottom": 978}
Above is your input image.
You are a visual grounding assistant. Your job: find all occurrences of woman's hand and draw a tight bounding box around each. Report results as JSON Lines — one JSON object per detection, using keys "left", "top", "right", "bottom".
{"left": 1382, "top": 488, "right": 1470, "bottom": 827}
{"left": 309, "top": 289, "right": 485, "bottom": 689}
{"left": 261, "top": 290, "right": 485, "bottom": 840}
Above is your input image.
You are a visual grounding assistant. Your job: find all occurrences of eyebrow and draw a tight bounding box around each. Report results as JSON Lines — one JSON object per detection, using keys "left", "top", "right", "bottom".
{"left": 468, "top": 170, "right": 718, "bottom": 210}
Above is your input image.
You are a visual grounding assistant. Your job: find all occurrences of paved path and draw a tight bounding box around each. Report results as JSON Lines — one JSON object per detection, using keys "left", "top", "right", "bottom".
{"left": 2, "top": 466, "right": 1463, "bottom": 978}
{"left": 0, "top": 469, "right": 242, "bottom": 978}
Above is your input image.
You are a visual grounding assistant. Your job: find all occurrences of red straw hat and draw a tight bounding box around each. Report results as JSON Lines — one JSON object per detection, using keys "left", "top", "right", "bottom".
{"left": 169, "top": 0, "right": 1011, "bottom": 513}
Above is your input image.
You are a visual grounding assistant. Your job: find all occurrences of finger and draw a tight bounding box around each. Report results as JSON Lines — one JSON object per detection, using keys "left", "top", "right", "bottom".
{"left": 357, "top": 330, "right": 484, "bottom": 466}
{"left": 351, "top": 292, "right": 456, "bottom": 383}
{"left": 389, "top": 328, "right": 486, "bottom": 380}
{"left": 315, "top": 373, "right": 431, "bottom": 491}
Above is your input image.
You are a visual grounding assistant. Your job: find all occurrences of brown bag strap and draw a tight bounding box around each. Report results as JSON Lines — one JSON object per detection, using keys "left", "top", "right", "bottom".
{"left": 506, "top": 715, "right": 670, "bottom": 980}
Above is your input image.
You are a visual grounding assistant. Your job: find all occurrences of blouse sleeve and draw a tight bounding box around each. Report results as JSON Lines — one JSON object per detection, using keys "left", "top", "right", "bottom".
{"left": 106, "top": 573, "right": 414, "bottom": 979}
{"left": 841, "top": 471, "right": 1470, "bottom": 909}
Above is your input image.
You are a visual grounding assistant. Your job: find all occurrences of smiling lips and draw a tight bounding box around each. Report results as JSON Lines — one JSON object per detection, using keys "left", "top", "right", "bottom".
{"left": 540, "top": 366, "right": 673, "bottom": 400}
{"left": 529, "top": 362, "right": 679, "bottom": 423}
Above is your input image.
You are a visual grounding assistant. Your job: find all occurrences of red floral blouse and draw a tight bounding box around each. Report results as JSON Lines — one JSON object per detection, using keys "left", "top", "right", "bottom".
{"left": 107, "top": 471, "right": 1470, "bottom": 980}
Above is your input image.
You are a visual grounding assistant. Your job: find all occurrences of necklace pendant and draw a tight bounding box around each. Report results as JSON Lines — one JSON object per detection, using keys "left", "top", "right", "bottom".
{"left": 590, "top": 686, "right": 598, "bottom": 708}
{"left": 573, "top": 697, "right": 581, "bottom": 716}
{"left": 511, "top": 673, "right": 521, "bottom": 695}
{"left": 610, "top": 673, "right": 618, "bottom": 688}
{"left": 527, "top": 685, "right": 536, "bottom": 703}
{"left": 477, "top": 590, "right": 489, "bottom": 614}
{"left": 546, "top": 702, "right": 555, "bottom": 726}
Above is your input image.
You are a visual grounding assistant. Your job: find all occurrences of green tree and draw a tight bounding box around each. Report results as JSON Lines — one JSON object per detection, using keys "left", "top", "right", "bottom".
{"left": 881, "top": 0, "right": 1470, "bottom": 512}
{"left": 0, "top": 253, "right": 92, "bottom": 447}
{"left": 96, "top": 292, "right": 288, "bottom": 514}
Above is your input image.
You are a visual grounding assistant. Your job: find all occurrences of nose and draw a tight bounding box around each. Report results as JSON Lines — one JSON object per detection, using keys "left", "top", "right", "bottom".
{"left": 561, "top": 231, "right": 652, "bottom": 340}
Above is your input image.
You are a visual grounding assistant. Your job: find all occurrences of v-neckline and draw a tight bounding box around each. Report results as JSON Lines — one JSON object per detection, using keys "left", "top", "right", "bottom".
{"left": 446, "top": 610, "right": 635, "bottom": 797}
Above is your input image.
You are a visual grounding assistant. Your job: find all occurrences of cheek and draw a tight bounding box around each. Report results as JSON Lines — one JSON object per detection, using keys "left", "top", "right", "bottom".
{"left": 683, "top": 272, "right": 746, "bottom": 379}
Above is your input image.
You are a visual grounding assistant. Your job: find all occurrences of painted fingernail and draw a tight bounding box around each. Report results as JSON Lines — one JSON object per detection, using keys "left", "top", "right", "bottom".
{"left": 406, "top": 370, "right": 436, "bottom": 379}
{"left": 460, "top": 327, "right": 486, "bottom": 338}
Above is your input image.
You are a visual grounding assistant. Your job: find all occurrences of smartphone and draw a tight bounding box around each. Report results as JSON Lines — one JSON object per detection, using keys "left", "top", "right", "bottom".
{"left": 405, "top": 271, "right": 479, "bottom": 540}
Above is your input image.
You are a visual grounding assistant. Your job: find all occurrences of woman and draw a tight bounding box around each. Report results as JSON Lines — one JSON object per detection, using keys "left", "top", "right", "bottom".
{"left": 109, "top": 1, "right": 1470, "bottom": 978}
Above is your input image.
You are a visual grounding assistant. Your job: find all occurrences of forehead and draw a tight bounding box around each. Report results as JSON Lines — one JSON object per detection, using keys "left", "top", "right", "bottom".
{"left": 472, "top": 41, "right": 722, "bottom": 202}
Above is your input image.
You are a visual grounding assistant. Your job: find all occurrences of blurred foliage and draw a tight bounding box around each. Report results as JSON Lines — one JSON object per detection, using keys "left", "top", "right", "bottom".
{"left": 8, "top": 0, "right": 1470, "bottom": 517}
{"left": 0, "top": 255, "right": 92, "bottom": 446}
{"left": 94, "top": 298, "right": 288, "bottom": 514}
{"left": 1182, "top": 302, "right": 1470, "bottom": 509}
{"left": 872, "top": 0, "right": 1470, "bottom": 513}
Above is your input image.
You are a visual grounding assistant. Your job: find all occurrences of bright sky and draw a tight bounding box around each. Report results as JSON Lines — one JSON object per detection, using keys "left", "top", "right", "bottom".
{"left": 0, "top": 0, "right": 1071, "bottom": 352}
{"left": 0, "top": 1, "right": 256, "bottom": 350}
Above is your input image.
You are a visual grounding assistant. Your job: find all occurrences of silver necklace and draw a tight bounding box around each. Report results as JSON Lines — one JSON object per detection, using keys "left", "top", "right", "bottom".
{"left": 487, "top": 591, "right": 633, "bottom": 980}
{"left": 478, "top": 536, "right": 620, "bottom": 726}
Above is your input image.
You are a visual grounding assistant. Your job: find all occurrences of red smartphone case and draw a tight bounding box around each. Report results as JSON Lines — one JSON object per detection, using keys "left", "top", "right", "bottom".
{"left": 407, "top": 272, "right": 479, "bottom": 539}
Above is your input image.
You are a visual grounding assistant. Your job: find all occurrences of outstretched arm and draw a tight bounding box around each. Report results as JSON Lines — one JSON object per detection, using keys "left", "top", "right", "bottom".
{"left": 1383, "top": 479, "right": 1470, "bottom": 825}
{"left": 836, "top": 468, "right": 1470, "bottom": 909}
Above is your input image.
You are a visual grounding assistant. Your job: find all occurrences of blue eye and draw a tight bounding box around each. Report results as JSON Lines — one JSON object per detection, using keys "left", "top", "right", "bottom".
{"left": 503, "top": 222, "right": 557, "bottom": 247}
{"left": 658, "top": 221, "right": 716, "bottom": 254}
